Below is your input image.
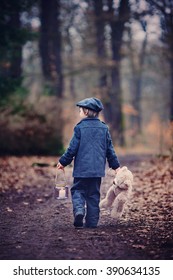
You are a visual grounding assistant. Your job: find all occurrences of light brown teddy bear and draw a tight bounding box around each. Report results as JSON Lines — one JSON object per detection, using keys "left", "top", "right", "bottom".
{"left": 99, "top": 166, "right": 133, "bottom": 220}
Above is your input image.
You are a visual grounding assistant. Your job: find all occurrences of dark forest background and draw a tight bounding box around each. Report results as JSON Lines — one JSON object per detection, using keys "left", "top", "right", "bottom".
{"left": 0, "top": 0, "right": 173, "bottom": 156}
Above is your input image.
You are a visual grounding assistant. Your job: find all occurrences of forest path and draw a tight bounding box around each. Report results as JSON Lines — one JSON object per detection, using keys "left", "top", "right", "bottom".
{"left": 0, "top": 154, "right": 173, "bottom": 260}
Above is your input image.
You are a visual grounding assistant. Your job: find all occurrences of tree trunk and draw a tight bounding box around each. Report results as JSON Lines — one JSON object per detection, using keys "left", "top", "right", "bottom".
{"left": 128, "top": 27, "right": 147, "bottom": 135}
{"left": 39, "top": 0, "right": 63, "bottom": 97}
{"left": 146, "top": 1, "right": 173, "bottom": 121}
{"left": 170, "top": 58, "right": 173, "bottom": 121}
{"left": 108, "top": 0, "right": 130, "bottom": 145}
{"left": 134, "top": 34, "right": 147, "bottom": 133}
{"left": 66, "top": 27, "right": 75, "bottom": 98}
{"left": 39, "top": 0, "right": 50, "bottom": 80}
{"left": 9, "top": 6, "right": 22, "bottom": 79}
{"left": 93, "top": 0, "right": 111, "bottom": 123}
{"left": 169, "top": 23, "right": 173, "bottom": 121}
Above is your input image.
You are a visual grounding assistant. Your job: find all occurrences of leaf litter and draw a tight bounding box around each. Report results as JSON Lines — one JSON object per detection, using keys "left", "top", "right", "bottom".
{"left": 0, "top": 155, "right": 173, "bottom": 259}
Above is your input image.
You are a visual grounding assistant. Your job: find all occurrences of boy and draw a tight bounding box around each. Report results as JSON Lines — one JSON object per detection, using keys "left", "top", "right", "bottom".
{"left": 57, "top": 97, "right": 120, "bottom": 228}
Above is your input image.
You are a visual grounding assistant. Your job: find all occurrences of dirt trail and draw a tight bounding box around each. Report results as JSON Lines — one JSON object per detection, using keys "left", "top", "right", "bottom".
{"left": 0, "top": 155, "right": 173, "bottom": 260}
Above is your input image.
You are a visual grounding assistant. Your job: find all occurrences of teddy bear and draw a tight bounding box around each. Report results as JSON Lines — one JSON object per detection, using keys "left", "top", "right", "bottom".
{"left": 99, "top": 166, "right": 133, "bottom": 220}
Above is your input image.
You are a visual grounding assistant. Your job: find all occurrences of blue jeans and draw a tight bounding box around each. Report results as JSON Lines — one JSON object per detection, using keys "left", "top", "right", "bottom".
{"left": 71, "top": 177, "right": 101, "bottom": 227}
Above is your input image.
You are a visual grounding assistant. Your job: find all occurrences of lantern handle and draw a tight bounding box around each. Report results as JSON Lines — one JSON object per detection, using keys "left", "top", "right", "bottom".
{"left": 55, "top": 169, "right": 68, "bottom": 185}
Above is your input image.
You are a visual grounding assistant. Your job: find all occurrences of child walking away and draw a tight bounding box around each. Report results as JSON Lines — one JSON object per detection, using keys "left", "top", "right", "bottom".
{"left": 57, "top": 97, "right": 120, "bottom": 228}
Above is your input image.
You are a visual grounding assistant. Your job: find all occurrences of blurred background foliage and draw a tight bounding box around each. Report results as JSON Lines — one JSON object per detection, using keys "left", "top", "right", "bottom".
{"left": 0, "top": 0, "right": 173, "bottom": 156}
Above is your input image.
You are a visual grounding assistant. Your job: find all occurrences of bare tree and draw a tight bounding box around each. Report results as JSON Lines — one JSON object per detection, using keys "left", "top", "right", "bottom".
{"left": 146, "top": 0, "right": 173, "bottom": 121}
{"left": 91, "top": 0, "right": 130, "bottom": 145}
{"left": 62, "top": 0, "right": 78, "bottom": 98}
{"left": 107, "top": 0, "right": 130, "bottom": 145}
{"left": 127, "top": 21, "right": 148, "bottom": 135}
{"left": 92, "top": 0, "right": 112, "bottom": 123}
{"left": 39, "top": 0, "right": 63, "bottom": 97}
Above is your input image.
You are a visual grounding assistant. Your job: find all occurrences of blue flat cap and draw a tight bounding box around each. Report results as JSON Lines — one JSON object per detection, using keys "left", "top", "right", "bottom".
{"left": 76, "top": 97, "right": 104, "bottom": 112}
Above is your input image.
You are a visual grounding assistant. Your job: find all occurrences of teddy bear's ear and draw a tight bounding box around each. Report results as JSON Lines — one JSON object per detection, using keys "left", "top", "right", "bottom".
{"left": 121, "top": 166, "right": 128, "bottom": 171}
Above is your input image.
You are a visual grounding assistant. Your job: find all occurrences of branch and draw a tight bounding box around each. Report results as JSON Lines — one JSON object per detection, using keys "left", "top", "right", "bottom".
{"left": 146, "top": 0, "right": 169, "bottom": 16}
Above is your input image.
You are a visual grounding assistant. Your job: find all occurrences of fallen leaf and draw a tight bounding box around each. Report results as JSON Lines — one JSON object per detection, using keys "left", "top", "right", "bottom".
{"left": 6, "top": 207, "right": 13, "bottom": 212}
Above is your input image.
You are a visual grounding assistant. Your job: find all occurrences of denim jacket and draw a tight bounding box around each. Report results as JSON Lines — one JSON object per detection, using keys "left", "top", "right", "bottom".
{"left": 59, "top": 118, "right": 120, "bottom": 177}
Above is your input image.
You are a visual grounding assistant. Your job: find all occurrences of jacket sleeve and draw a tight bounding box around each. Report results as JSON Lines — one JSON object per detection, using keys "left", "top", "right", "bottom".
{"left": 106, "top": 130, "right": 120, "bottom": 169}
{"left": 59, "top": 126, "right": 80, "bottom": 167}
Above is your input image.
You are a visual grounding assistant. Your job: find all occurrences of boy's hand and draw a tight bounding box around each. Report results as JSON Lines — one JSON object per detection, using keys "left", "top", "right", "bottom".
{"left": 57, "top": 162, "right": 65, "bottom": 170}
{"left": 115, "top": 167, "right": 120, "bottom": 174}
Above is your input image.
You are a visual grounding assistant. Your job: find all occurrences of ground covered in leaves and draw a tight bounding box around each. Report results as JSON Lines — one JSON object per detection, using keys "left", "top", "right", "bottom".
{"left": 0, "top": 154, "right": 173, "bottom": 260}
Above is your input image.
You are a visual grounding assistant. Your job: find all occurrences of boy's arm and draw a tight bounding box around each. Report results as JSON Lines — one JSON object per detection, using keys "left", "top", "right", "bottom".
{"left": 57, "top": 162, "right": 64, "bottom": 170}
{"left": 57, "top": 126, "right": 80, "bottom": 167}
{"left": 114, "top": 167, "right": 121, "bottom": 173}
{"left": 106, "top": 130, "right": 120, "bottom": 170}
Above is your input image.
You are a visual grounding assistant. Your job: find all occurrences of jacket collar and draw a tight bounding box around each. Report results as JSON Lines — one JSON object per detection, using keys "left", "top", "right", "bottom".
{"left": 81, "top": 117, "right": 99, "bottom": 121}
